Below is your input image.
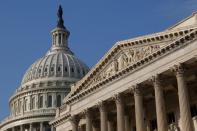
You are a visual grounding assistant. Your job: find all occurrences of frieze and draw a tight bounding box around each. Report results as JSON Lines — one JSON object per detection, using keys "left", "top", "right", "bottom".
{"left": 84, "top": 44, "right": 164, "bottom": 89}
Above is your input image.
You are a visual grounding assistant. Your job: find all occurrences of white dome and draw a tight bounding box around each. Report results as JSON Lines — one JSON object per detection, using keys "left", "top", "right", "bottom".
{"left": 21, "top": 50, "right": 89, "bottom": 86}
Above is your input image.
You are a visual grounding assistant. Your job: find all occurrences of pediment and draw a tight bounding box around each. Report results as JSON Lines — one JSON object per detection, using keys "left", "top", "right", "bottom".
{"left": 66, "top": 26, "right": 196, "bottom": 99}
{"left": 168, "top": 12, "right": 197, "bottom": 31}
{"left": 85, "top": 42, "right": 170, "bottom": 88}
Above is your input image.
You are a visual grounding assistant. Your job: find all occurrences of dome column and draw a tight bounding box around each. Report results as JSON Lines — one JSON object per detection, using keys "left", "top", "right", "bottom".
{"left": 40, "top": 122, "right": 43, "bottom": 131}
{"left": 53, "top": 93, "right": 57, "bottom": 107}
{"left": 30, "top": 123, "right": 33, "bottom": 131}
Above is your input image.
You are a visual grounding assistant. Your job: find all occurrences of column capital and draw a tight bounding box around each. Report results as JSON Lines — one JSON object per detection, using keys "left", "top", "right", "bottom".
{"left": 96, "top": 101, "right": 107, "bottom": 112}
{"left": 171, "top": 64, "right": 185, "bottom": 76}
{"left": 113, "top": 93, "right": 123, "bottom": 104}
{"left": 82, "top": 108, "right": 92, "bottom": 118}
{"left": 69, "top": 115, "right": 80, "bottom": 125}
{"left": 149, "top": 74, "right": 164, "bottom": 89}
{"left": 133, "top": 84, "right": 143, "bottom": 96}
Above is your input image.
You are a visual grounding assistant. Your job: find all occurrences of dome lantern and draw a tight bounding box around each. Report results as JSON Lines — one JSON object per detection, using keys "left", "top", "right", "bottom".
{"left": 50, "top": 5, "right": 71, "bottom": 54}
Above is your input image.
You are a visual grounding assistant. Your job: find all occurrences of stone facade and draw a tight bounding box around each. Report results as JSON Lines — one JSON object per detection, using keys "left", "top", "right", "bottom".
{"left": 50, "top": 12, "right": 197, "bottom": 131}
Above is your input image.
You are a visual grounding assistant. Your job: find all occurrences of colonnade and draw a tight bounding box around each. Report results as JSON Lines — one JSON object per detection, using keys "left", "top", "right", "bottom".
{"left": 5, "top": 122, "right": 54, "bottom": 131}
{"left": 69, "top": 64, "right": 195, "bottom": 131}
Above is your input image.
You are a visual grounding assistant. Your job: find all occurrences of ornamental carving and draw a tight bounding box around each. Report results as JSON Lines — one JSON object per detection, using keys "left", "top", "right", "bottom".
{"left": 87, "top": 44, "right": 163, "bottom": 88}
{"left": 168, "top": 123, "right": 180, "bottom": 131}
{"left": 171, "top": 64, "right": 185, "bottom": 76}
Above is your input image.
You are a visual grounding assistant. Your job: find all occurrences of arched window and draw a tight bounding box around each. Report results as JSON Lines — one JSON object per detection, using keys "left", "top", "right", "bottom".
{"left": 32, "top": 97, "right": 35, "bottom": 109}
{"left": 47, "top": 95, "right": 52, "bottom": 107}
{"left": 57, "top": 95, "right": 61, "bottom": 107}
{"left": 39, "top": 95, "right": 43, "bottom": 108}
{"left": 58, "top": 66, "right": 61, "bottom": 72}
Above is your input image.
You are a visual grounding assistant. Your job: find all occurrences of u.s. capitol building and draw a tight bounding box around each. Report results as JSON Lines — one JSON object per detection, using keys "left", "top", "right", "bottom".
{"left": 1, "top": 6, "right": 197, "bottom": 131}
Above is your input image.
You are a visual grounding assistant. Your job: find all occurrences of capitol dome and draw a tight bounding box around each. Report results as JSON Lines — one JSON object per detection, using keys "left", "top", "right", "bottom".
{"left": 20, "top": 8, "right": 89, "bottom": 88}
{"left": 21, "top": 43, "right": 89, "bottom": 86}
{"left": 0, "top": 6, "right": 89, "bottom": 131}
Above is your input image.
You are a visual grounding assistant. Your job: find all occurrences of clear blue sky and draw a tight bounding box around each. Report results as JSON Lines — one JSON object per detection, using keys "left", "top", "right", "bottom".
{"left": 0, "top": 0, "right": 197, "bottom": 121}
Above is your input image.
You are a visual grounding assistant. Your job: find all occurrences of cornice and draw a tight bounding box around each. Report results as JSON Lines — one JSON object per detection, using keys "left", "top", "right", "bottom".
{"left": 0, "top": 111, "right": 55, "bottom": 128}
{"left": 50, "top": 113, "right": 71, "bottom": 127}
{"left": 65, "top": 28, "right": 197, "bottom": 105}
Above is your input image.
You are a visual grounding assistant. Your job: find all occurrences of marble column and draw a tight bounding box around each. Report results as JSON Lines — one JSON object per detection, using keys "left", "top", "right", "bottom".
{"left": 52, "top": 93, "right": 57, "bottom": 108}
{"left": 114, "top": 93, "right": 125, "bottom": 131}
{"left": 133, "top": 85, "right": 146, "bottom": 131}
{"left": 20, "top": 125, "right": 23, "bottom": 131}
{"left": 70, "top": 115, "right": 79, "bottom": 131}
{"left": 35, "top": 94, "right": 39, "bottom": 109}
{"left": 84, "top": 109, "right": 92, "bottom": 131}
{"left": 51, "top": 126, "right": 55, "bottom": 131}
{"left": 92, "top": 121, "right": 100, "bottom": 131}
{"left": 151, "top": 75, "right": 168, "bottom": 131}
{"left": 40, "top": 122, "right": 43, "bottom": 131}
{"left": 125, "top": 115, "right": 131, "bottom": 131}
{"left": 30, "top": 123, "right": 33, "bottom": 131}
{"left": 11, "top": 127, "right": 14, "bottom": 131}
{"left": 107, "top": 120, "right": 114, "bottom": 131}
{"left": 173, "top": 64, "right": 194, "bottom": 131}
{"left": 43, "top": 94, "right": 47, "bottom": 108}
{"left": 98, "top": 101, "right": 108, "bottom": 131}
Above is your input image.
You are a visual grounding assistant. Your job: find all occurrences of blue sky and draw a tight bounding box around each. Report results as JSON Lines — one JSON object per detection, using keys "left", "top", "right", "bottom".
{"left": 0, "top": 0, "right": 197, "bottom": 121}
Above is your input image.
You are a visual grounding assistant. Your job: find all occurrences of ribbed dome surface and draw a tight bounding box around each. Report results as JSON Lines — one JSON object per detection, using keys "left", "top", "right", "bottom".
{"left": 21, "top": 50, "right": 89, "bottom": 85}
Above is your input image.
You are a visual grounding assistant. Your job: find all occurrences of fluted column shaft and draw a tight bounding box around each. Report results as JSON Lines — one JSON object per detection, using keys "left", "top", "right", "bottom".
{"left": 70, "top": 116, "right": 79, "bottom": 131}
{"left": 52, "top": 93, "right": 57, "bottom": 107}
{"left": 85, "top": 109, "right": 92, "bottom": 131}
{"left": 114, "top": 94, "right": 125, "bottom": 131}
{"left": 125, "top": 115, "right": 131, "bottom": 131}
{"left": 134, "top": 86, "right": 146, "bottom": 131}
{"left": 107, "top": 121, "right": 114, "bottom": 131}
{"left": 20, "top": 125, "right": 23, "bottom": 131}
{"left": 40, "top": 122, "right": 43, "bottom": 131}
{"left": 51, "top": 126, "right": 55, "bottom": 131}
{"left": 173, "top": 65, "right": 194, "bottom": 131}
{"left": 152, "top": 75, "right": 168, "bottom": 131}
{"left": 30, "top": 123, "right": 33, "bottom": 131}
{"left": 98, "top": 102, "right": 108, "bottom": 131}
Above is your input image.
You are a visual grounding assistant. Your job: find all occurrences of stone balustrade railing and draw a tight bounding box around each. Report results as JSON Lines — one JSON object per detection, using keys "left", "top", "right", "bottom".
{"left": 0, "top": 109, "right": 56, "bottom": 126}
